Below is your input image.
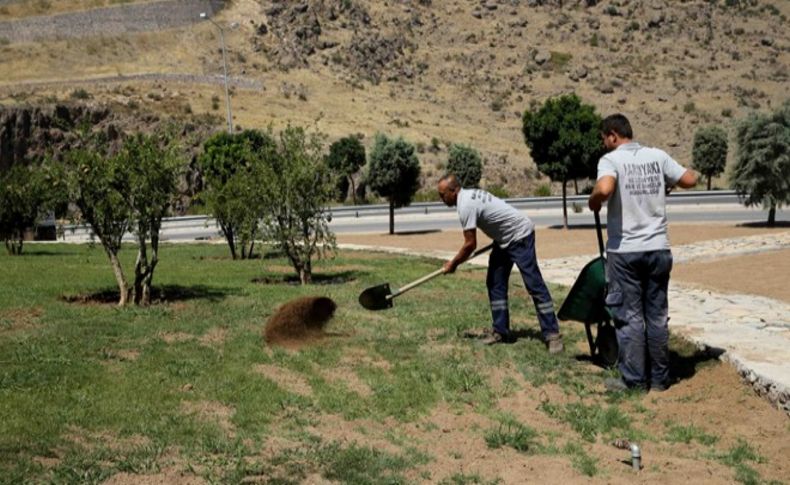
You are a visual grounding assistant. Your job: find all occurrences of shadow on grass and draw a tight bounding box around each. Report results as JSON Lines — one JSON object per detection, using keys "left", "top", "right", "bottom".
{"left": 252, "top": 270, "right": 364, "bottom": 286}
{"left": 60, "top": 284, "right": 235, "bottom": 305}
{"left": 669, "top": 346, "right": 724, "bottom": 382}
{"left": 736, "top": 221, "right": 790, "bottom": 228}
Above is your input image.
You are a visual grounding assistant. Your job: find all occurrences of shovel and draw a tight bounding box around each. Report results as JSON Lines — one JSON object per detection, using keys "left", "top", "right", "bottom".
{"left": 359, "top": 243, "right": 494, "bottom": 311}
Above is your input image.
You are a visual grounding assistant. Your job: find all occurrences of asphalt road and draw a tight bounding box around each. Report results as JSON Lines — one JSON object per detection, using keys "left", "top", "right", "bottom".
{"left": 58, "top": 192, "right": 788, "bottom": 242}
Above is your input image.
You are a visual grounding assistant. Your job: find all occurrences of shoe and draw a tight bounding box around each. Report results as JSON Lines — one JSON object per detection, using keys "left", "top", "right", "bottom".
{"left": 650, "top": 382, "right": 670, "bottom": 393}
{"left": 462, "top": 327, "right": 495, "bottom": 339}
{"left": 481, "top": 332, "right": 512, "bottom": 345}
{"left": 604, "top": 378, "right": 630, "bottom": 392}
{"left": 546, "top": 333, "right": 564, "bottom": 354}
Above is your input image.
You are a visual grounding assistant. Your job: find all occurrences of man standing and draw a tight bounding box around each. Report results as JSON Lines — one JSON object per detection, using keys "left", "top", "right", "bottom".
{"left": 588, "top": 114, "right": 698, "bottom": 392}
{"left": 438, "top": 174, "right": 563, "bottom": 353}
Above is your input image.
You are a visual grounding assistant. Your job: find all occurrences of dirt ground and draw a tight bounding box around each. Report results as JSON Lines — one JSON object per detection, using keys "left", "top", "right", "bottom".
{"left": 337, "top": 224, "right": 790, "bottom": 302}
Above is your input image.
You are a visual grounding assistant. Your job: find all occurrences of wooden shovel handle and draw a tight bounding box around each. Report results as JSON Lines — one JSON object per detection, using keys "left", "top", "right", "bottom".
{"left": 390, "top": 243, "right": 495, "bottom": 299}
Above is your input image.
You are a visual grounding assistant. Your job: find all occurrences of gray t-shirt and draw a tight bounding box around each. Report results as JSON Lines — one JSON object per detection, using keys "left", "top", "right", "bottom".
{"left": 456, "top": 188, "right": 534, "bottom": 247}
{"left": 597, "top": 142, "right": 688, "bottom": 253}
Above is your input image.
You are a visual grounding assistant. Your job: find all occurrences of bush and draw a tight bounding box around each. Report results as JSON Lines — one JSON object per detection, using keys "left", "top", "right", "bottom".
{"left": 534, "top": 183, "right": 552, "bottom": 197}
{"left": 486, "top": 184, "right": 510, "bottom": 199}
{"left": 367, "top": 133, "right": 421, "bottom": 234}
{"left": 692, "top": 125, "right": 728, "bottom": 190}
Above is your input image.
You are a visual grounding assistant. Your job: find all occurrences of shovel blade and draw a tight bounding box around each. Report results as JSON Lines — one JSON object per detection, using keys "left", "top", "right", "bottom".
{"left": 358, "top": 283, "right": 393, "bottom": 311}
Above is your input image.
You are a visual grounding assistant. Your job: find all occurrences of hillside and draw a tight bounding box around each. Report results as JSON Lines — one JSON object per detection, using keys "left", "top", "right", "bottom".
{"left": 0, "top": 0, "right": 788, "bottom": 196}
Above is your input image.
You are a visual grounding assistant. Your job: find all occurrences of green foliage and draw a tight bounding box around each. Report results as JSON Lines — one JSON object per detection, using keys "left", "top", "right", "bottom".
{"left": 447, "top": 144, "right": 483, "bottom": 187}
{"left": 692, "top": 125, "right": 728, "bottom": 190}
{"left": 486, "top": 184, "right": 509, "bottom": 199}
{"left": 199, "top": 129, "right": 277, "bottom": 259}
{"left": 664, "top": 423, "right": 719, "bottom": 445}
{"left": 522, "top": 94, "right": 602, "bottom": 183}
{"left": 366, "top": 133, "right": 421, "bottom": 234}
{"left": 0, "top": 163, "right": 51, "bottom": 255}
{"left": 326, "top": 135, "right": 366, "bottom": 203}
{"left": 730, "top": 101, "right": 790, "bottom": 226}
{"left": 563, "top": 442, "right": 598, "bottom": 477}
{"left": 260, "top": 126, "right": 337, "bottom": 284}
{"left": 540, "top": 401, "right": 632, "bottom": 442}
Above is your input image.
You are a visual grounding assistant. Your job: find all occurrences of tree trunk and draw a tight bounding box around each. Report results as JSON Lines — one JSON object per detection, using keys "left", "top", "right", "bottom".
{"left": 221, "top": 223, "right": 237, "bottom": 260}
{"left": 300, "top": 258, "right": 312, "bottom": 285}
{"left": 5, "top": 237, "right": 23, "bottom": 255}
{"left": 349, "top": 176, "right": 357, "bottom": 205}
{"left": 768, "top": 204, "right": 776, "bottom": 228}
{"left": 707, "top": 175, "right": 712, "bottom": 191}
{"left": 142, "top": 233, "right": 159, "bottom": 306}
{"left": 573, "top": 178, "right": 579, "bottom": 195}
{"left": 133, "top": 233, "right": 147, "bottom": 305}
{"left": 562, "top": 179, "right": 568, "bottom": 230}
{"left": 107, "top": 250, "right": 129, "bottom": 306}
{"left": 389, "top": 198, "right": 395, "bottom": 235}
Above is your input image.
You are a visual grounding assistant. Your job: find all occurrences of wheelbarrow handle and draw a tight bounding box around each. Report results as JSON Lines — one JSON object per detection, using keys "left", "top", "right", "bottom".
{"left": 594, "top": 211, "right": 605, "bottom": 259}
{"left": 391, "top": 243, "right": 495, "bottom": 299}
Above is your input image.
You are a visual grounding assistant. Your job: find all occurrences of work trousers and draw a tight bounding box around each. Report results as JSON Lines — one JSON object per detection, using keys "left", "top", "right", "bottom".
{"left": 487, "top": 233, "right": 560, "bottom": 339}
{"left": 606, "top": 250, "right": 673, "bottom": 389}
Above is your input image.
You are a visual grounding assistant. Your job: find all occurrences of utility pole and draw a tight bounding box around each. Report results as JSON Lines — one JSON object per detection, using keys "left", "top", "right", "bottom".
{"left": 200, "top": 12, "right": 233, "bottom": 133}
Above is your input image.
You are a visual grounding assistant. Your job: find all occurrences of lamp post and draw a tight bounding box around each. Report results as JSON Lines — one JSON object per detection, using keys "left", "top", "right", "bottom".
{"left": 200, "top": 12, "right": 233, "bottom": 133}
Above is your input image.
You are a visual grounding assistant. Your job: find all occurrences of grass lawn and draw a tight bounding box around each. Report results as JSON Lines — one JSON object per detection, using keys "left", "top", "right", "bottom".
{"left": 0, "top": 244, "right": 786, "bottom": 484}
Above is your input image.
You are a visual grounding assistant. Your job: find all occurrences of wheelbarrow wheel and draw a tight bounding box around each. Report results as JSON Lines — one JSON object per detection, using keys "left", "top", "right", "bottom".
{"left": 595, "top": 321, "right": 618, "bottom": 368}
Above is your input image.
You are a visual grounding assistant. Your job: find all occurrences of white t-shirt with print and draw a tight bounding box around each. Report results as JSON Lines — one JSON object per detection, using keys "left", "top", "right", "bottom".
{"left": 597, "top": 142, "right": 688, "bottom": 253}
{"left": 456, "top": 188, "right": 534, "bottom": 248}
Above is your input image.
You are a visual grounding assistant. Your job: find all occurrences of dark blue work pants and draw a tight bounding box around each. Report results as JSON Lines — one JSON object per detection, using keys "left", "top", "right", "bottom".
{"left": 606, "top": 250, "right": 673, "bottom": 389}
{"left": 487, "top": 233, "right": 560, "bottom": 339}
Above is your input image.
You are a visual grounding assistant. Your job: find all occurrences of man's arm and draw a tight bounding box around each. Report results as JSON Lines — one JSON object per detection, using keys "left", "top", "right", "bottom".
{"left": 675, "top": 169, "right": 698, "bottom": 189}
{"left": 443, "top": 229, "right": 477, "bottom": 274}
{"left": 588, "top": 175, "right": 616, "bottom": 212}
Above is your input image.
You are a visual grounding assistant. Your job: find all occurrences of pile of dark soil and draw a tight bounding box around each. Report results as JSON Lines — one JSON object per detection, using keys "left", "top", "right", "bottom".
{"left": 263, "top": 296, "right": 337, "bottom": 346}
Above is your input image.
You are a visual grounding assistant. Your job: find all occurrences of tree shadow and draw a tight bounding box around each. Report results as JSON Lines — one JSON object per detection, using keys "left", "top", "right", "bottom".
{"left": 511, "top": 327, "right": 545, "bottom": 343}
{"left": 393, "top": 229, "right": 441, "bottom": 236}
{"left": 252, "top": 270, "right": 364, "bottom": 286}
{"left": 60, "top": 284, "right": 236, "bottom": 305}
{"left": 736, "top": 221, "right": 790, "bottom": 228}
{"left": 547, "top": 223, "right": 607, "bottom": 230}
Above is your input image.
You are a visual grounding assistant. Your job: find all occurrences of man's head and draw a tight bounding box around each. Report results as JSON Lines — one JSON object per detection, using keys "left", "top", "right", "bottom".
{"left": 438, "top": 174, "right": 461, "bottom": 207}
{"left": 600, "top": 114, "right": 633, "bottom": 151}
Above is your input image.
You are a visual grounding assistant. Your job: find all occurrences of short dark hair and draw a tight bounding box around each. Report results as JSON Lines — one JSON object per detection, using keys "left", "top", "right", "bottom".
{"left": 601, "top": 114, "right": 633, "bottom": 139}
{"left": 439, "top": 173, "right": 461, "bottom": 191}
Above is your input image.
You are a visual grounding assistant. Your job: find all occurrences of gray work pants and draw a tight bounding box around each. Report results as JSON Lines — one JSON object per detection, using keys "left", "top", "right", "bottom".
{"left": 606, "top": 250, "right": 673, "bottom": 389}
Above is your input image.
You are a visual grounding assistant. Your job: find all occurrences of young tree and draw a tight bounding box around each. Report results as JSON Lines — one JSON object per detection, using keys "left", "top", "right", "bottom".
{"left": 366, "top": 133, "right": 421, "bottom": 235}
{"left": 199, "top": 130, "right": 277, "bottom": 259}
{"left": 522, "top": 94, "right": 602, "bottom": 229}
{"left": 62, "top": 141, "right": 133, "bottom": 305}
{"left": 260, "top": 126, "right": 336, "bottom": 284}
{"left": 731, "top": 101, "right": 790, "bottom": 227}
{"left": 447, "top": 143, "right": 483, "bottom": 188}
{"left": 692, "top": 125, "right": 728, "bottom": 190}
{"left": 0, "top": 163, "right": 49, "bottom": 255}
{"left": 326, "top": 135, "right": 366, "bottom": 204}
{"left": 119, "top": 130, "right": 184, "bottom": 305}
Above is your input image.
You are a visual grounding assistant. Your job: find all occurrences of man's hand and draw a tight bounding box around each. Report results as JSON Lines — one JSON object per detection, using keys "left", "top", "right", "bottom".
{"left": 588, "top": 198, "right": 602, "bottom": 212}
{"left": 443, "top": 260, "right": 456, "bottom": 274}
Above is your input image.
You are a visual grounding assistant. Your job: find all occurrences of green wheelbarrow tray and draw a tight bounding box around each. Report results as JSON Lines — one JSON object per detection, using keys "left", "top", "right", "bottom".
{"left": 557, "top": 213, "right": 619, "bottom": 368}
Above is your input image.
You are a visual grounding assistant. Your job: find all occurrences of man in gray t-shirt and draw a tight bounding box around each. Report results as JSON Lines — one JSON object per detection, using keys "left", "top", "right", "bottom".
{"left": 589, "top": 114, "right": 697, "bottom": 392}
{"left": 438, "top": 174, "right": 562, "bottom": 352}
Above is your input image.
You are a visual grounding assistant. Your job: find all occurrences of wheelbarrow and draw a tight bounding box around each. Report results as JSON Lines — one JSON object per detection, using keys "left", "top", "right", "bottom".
{"left": 557, "top": 212, "right": 618, "bottom": 367}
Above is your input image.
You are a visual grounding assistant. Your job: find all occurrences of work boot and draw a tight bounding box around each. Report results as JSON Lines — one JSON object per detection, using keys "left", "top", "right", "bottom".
{"left": 604, "top": 377, "right": 630, "bottom": 392}
{"left": 545, "top": 333, "right": 564, "bottom": 354}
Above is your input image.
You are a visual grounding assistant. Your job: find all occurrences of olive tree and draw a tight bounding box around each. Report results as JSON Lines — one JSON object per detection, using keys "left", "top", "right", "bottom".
{"left": 522, "top": 94, "right": 602, "bottom": 229}
{"left": 731, "top": 101, "right": 790, "bottom": 227}
{"left": 366, "top": 133, "right": 421, "bottom": 235}
{"left": 326, "top": 135, "right": 366, "bottom": 204}
{"left": 692, "top": 125, "right": 728, "bottom": 190}
{"left": 447, "top": 143, "right": 483, "bottom": 188}
{"left": 199, "top": 130, "right": 277, "bottom": 259}
{"left": 260, "top": 126, "right": 336, "bottom": 284}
